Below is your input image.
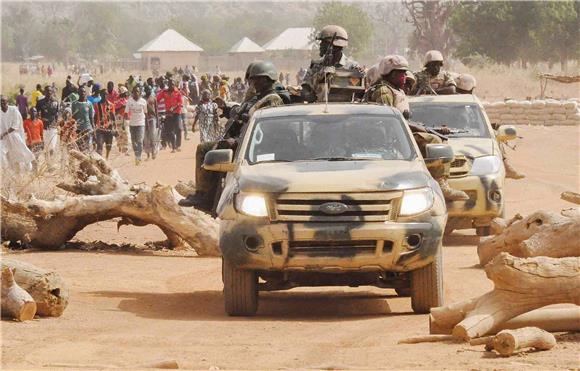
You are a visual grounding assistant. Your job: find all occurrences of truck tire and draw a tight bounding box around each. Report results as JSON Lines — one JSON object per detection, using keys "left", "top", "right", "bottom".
{"left": 223, "top": 259, "right": 258, "bottom": 316}
{"left": 410, "top": 246, "right": 444, "bottom": 314}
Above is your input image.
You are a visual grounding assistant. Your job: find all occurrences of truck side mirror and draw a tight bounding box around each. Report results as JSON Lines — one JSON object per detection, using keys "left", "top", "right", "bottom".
{"left": 425, "top": 144, "right": 454, "bottom": 164}
{"left": 203, "top": 149, "right": 234, "bottom": 172}
{"left": 496, "top": 125, "right": 517, "bottom": 142}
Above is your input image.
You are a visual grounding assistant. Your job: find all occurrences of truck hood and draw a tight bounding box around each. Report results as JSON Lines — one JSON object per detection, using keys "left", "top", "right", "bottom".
{"left": 447, "top": 137, "right": 497, "bottom": 158}
{"left": 236, "top": 160, "right": 430, "bottom": 193}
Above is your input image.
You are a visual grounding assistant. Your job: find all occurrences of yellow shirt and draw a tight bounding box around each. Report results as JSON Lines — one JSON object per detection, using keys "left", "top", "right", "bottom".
{"left": 31, "top": 90, "right": 43, "bottom": 108}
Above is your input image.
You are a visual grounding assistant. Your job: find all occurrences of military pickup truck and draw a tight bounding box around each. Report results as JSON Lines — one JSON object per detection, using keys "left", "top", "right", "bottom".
{"left": 203, "top": 103, "right": 452, "bottom": 316}
{"left": 409, "top": 95, "right": 518, "bottom": 236}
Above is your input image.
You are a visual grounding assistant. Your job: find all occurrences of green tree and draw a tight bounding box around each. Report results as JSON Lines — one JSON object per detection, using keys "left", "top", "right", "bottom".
{"left": 450, "top": 1, "right": 578, "bottom": 70}
{"left": 531, "top": 1, "right": 579, "bottom": 72}
{"left": 312, "top": 2, "right": 373, "bottom": 58}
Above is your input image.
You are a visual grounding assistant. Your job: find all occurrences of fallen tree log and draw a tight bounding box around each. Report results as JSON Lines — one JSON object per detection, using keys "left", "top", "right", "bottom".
{"left": 490, "top": 213, "right": 523, "bottom": 235}
{"left": 432, "top": 306, "right": 580, "bottom": 336}
{"left": 1, "top": 258, "right": 69, "bottom": 317}
{"left": 1, "top": 150, "right": 219, "bottom": 256}
{"left": 430, "top": 253, "right": 580, "bottom": 340}
{"left": 488, "top": 327, "right": 556, "bottom": 356}
{"left": 477, "top": 210, "right": 577, "bottom": 265}
{"left": 1, "top": 267, "right": 37, "bottom": 321}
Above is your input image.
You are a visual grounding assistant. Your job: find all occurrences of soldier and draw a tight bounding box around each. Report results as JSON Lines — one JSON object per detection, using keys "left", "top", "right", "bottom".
{"left": 455, "top": 73, "right": 476, "bottom": 94}
{"left": 412, "top": 50, "right": 456, "bottom": 95}
{"left": 300, "top": 25, "right": 362, "bottom": 103}
{"left": 456, "top": 73, "right": 525, "bottom": 179}
{"left": 365, "top": 55, "right": 469, "bottom": 201}
{"left": 404, "top": 70, "right": 416, "bottom": 95}
{"left": 179, "top": 61, "right": 285, "bottom": 211}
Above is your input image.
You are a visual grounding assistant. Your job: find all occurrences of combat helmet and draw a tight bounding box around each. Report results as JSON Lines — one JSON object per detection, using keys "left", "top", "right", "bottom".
{"left": 317, "top": 25, "right": 348, "bottom": 47}
{"left": 379, "top": 55, "right": 409, "bottom": 76}
{"left": 248, "top": 61, "right": 278, "bottom": 81}
{"left": 405, "top": 70, "right": 416, "bottom": 84}
{"left": 456, "top": 73, "right": 476, "bottom": 92}
{"left": 424, "top": 50, "right": 444, "bottom": 66}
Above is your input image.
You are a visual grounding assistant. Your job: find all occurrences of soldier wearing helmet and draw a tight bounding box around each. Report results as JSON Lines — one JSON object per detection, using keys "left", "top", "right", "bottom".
{"left": 364, "top": 55, "right": 411, "bottom": 119}
{"left": 364, "top": 55, "right": 469, "bottom": 201}
{"left": 412, "top": 50, "right": 457, "bottom": 95}
{"left": 300, "top": 25, "right": 362, "bottom": 103}
{"left": 179, "top": 61, "right": 285, "bottom": 210}
{"left": 455, "top": 73, "right": 476, "bottom": 94}
{"left": 404, "top": 71, "right": 416, "bottom": 95}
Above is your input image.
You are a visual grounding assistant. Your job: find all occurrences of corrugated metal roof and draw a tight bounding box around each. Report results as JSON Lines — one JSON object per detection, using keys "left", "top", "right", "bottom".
{"left": 229, "top": 37, "right": 265, "bottom": 53}
{"left": 262, "top": 27, "right": 315, "bottom": 51}
{"left": 138, "top": 29, "right": 204, "bottom": 52}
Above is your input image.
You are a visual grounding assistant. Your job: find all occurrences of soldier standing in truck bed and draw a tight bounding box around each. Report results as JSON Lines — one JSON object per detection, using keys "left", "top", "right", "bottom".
{"left": 411, "top": 50, "right": 457, "bottom": 96}
{"left": 365, "top": 55, "right": 469, "bottom": 201}
{"left": 178, "top": 61, "right": 285, "bottom": 210}
{"left": 300, "top": 25, "right": 362, "bottom": 103}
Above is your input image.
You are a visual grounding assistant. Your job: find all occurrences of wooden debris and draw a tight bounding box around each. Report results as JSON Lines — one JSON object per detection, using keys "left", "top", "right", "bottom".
{"left": 477, "top": 210, "right": 577, "bottom": 265}
{"left": 1, "top": 150, "right": 219, "bottom": 256}
{"left": 489, "top": 327, "right": 556, "bottom": 356}
{"left": 1, "top": 267, "right": 37, "bottom": 321}
{"left": 398, "top": 334, "right": 456, "bottom": 344}
{"left": 2, "top": 258, "right": 69, "bottom": 317}
{"left": 431, "top": 253, "right": 580, "bottom": 340}
{"left": 561, "top": 191, "right": 580, "bottom": 205}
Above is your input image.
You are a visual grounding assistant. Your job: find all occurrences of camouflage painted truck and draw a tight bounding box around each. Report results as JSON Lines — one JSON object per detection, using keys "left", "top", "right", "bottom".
{"left": 409, "top": 95, "right": 518, "bottom": 236}
{"left": 203, "top": 103, "right": 451, "bottom": 316}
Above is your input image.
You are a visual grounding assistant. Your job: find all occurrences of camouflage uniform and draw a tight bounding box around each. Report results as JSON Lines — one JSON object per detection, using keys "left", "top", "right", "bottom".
{"left": 412, "top": 70, "right": 456, "bottom": 95}
{"left": 301, "top": 54, "right": 360, "bottom": 102}
{"left": 180, "top": 61, "right": 285, "bottom": 211}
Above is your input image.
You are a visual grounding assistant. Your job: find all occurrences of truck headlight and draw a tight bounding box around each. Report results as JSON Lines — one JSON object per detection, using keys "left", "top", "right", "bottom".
{"left": 400, "top": 188, "right": 434, "bottom": 216}
{"left": 235, "top": 193, "right": 268, "bottom": 217}
{"left": 471, "top": 155, "right": 501, "bottom": 176}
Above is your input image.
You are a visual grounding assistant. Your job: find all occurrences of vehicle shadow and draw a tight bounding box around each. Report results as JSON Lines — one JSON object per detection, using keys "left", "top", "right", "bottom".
{"left": 88, "top": 289, "right": 414, "bottom": 322}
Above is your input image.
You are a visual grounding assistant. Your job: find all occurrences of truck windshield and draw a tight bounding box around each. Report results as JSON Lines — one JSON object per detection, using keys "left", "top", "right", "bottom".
{"left": 246, "top": 114, "right": 415, "bottom": 164}
{"left": 409, "top": 103, "right": 491, "bottom": 138}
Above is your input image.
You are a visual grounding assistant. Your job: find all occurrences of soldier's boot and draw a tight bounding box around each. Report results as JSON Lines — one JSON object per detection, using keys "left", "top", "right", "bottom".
{"left": 178, "top": 192, "right": 211, "bottom": 211}
{"left": 437, "top": 177, "right": 470, "bottom": 201}
{"left": 503, "top": 158, "right": 525, "bottom": 180}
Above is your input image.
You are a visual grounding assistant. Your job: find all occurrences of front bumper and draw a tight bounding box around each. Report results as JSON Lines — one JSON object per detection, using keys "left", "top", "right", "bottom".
{"left": 447, "top": 174, "right": 503, "bottom": 220}
{"left": 219, "top": 215, "right": 446, "bottom": 273}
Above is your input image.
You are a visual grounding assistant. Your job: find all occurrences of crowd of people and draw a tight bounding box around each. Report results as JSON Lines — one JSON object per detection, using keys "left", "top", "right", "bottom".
{"left": 1, "top": 67, "right": 256, "bottom": 172}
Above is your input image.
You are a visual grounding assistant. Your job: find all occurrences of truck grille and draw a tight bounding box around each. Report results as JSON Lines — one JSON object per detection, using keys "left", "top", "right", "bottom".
{"left": 450, "top": 156, "right": 471, "bottom": 178}
{"left": 272, "top": 192, "right": 401, "bottom": 222}
{"left": 288, "top": 240, "right": 377, "bottom": 257}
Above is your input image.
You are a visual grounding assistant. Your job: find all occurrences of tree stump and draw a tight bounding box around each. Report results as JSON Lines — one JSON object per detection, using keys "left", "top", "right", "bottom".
{"left": 1, "top": 150, "right": 220, "bottom": 256}
{"left": 430, "top": 253, "right": 580, "bottom": 340}
{"left": 1, "top": 267, "right": 37, "bottom": 321}
{"left": 2, "top": 258, "right": 69, "bottom": 317}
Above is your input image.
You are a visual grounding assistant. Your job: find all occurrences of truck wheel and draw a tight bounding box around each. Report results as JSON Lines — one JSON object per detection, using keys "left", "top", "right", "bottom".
{"left": 223, "top": 259, "right": 258, "bottom": 316}
{"left": 475, "top": 226, "right": 492, "bottom": 236}
{"left": 410, "top": 246, "right": 444, "bottom": 314}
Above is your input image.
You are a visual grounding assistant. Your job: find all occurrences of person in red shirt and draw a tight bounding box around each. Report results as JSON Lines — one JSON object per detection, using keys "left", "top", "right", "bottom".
{"left": 158, "top": 79, "right": 183, "bottom": 152}
{"left": 94, "top": 89, "right": 116, "bottom": 159}
{"left": 23, "top": 108, "right": 44, "bottom": 153}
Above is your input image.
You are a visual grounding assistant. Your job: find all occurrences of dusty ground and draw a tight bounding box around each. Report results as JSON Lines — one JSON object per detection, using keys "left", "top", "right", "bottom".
{"left": 2, "top": 126, "right": 579, "bottom": 370}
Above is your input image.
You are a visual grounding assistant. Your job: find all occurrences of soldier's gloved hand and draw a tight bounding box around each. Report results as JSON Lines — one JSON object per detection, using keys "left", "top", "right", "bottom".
{"left": 240, "top": 113, "right": 249, "bottom": 122}
{"left": 402, "top": 110, "right": 411, "bottom": 120}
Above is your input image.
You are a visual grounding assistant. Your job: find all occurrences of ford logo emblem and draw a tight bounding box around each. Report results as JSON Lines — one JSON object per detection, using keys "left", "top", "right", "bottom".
{"left": 320, "top": 202, "right": 349, "bottom": 215}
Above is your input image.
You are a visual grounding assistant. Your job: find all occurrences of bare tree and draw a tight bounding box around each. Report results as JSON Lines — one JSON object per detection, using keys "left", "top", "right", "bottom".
{"left": 403, "top": 0, "right": 459, "bottom": 59}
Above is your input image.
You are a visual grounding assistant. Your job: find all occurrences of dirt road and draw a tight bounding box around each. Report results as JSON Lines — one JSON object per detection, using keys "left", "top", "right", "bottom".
{"left": 2, "top": 126, "right": 579, "bottom": 369}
